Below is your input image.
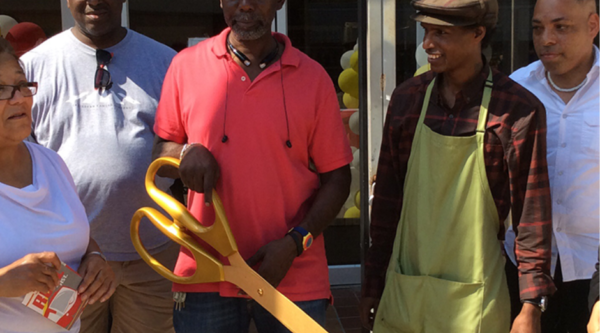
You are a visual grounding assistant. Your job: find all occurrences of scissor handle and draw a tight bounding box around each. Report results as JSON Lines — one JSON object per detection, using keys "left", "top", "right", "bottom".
{"left": 144, "top": 157, "right": 237, "bottom": 257}
{"left": 130, "top": 207, "right": 225, "bottom": 284}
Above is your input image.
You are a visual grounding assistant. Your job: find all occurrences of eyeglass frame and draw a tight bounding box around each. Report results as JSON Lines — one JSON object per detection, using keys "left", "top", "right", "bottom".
{"left": 0, "top": 82, "right": 38, "bottom": 101}
{"left": 95, "top": 49, "right": 113, "bottom": 91}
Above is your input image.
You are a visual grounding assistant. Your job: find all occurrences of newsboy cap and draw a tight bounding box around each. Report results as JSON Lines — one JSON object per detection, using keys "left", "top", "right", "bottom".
{"left": 411, "top": 0, "right": 498, "bottom": 28}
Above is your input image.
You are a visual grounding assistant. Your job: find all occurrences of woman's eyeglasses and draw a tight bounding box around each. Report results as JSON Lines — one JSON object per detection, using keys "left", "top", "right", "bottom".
{"left": 95, "top": 49, "right": 113, "bottom": 92}
{"left": 0, "top": 82, "right": 38, "bottom": 100}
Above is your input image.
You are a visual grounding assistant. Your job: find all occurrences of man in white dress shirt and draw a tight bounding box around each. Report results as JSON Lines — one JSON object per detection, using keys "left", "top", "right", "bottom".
{"left": 505, "top": 0, "right": 599, "bottom": 332}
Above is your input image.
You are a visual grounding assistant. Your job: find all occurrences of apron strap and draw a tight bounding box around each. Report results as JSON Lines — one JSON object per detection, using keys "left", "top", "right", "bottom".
{"left": 418, "top": 68, "right": 494, "bottom": 132}
{"left": 476, "top": 69, "right": 494, "bottom": 134}
{"left": 417, "top": 78, "right": 436, "bottom": 126}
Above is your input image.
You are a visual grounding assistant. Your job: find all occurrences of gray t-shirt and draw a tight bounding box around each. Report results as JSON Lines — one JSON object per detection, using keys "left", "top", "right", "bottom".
{"left": 21, "top": 29, "right": 177, "bottom": 261}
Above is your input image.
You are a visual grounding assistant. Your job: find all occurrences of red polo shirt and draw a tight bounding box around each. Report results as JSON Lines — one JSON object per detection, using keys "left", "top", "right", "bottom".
{"left": 154, "top": 28, "right": 353, "bottom": 301}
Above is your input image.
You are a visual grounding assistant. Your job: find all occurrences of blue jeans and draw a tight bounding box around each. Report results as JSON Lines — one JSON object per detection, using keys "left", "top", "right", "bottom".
{"left": 173, "top": 292, "right": 328, "bottom": 333}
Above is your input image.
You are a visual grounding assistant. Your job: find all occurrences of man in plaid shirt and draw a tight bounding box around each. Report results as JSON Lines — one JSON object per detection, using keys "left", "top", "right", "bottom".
{"left": 360, "top": 0, "right": 556, "bottom": 332}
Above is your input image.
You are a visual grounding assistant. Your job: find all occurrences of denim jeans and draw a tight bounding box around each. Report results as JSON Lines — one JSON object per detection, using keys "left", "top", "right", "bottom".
{"left": 173, "top": 292, "right": 328, "bottom": 333}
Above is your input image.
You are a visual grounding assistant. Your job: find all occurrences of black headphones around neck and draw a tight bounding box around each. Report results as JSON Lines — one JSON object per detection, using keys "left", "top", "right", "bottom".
{"left": 227, "top": 34, "right": 280, "bottom": 70}
{"left": 221, "top": 36, "right": 292, "bottom": 149}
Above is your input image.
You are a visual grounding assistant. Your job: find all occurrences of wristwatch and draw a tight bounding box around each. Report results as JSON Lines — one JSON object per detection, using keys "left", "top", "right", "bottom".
{"left": 286, "top": 226, "right": 313, "bottom": 256}
{"left": 523, "top": 296, "right": 548, "bottom": 312}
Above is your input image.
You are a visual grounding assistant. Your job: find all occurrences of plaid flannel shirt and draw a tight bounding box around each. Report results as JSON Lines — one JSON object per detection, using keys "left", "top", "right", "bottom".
{"left": 364, "top": 64, "right": 556, "bottom": 301}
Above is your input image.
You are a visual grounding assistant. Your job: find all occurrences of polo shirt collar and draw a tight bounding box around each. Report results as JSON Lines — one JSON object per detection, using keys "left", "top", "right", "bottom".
{"left": 211, "top": 27, "right": 300, "bottom": 68}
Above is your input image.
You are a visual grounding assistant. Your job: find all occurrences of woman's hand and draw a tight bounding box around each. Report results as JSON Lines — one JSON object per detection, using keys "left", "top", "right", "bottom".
{"left": 0, "top": 252, "right": 61, "bottom": 297}
{"left": 77, "top": 253, "right": 116, "bottom": 305}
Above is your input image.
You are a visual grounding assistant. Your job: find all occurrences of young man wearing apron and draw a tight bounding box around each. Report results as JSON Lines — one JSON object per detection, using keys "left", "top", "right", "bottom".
{"left": 360, "top": 1, "right": 556, "bottom": 332}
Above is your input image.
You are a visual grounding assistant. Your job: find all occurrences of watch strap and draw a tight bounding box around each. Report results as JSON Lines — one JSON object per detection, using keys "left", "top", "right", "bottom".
{"left": 290, "top": 226, "right": 313, "bottom": 251}
{"left": 523, "top": 296, "right": 547, "bottom": 312}
{"left": 286, "top": 226, "right": 314, "bottom": 256}
{"left": 287, "top": 230, "right": 303, "bottom": 256}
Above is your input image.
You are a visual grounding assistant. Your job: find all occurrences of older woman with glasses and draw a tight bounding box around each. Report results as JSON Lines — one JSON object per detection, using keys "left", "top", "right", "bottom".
{"left": 0, "top": 39, "right": 115, "bottom": 332}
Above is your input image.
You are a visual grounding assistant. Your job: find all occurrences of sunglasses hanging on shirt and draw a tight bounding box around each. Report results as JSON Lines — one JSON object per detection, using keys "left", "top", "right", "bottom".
{"left": 95, "top": 49, "right": 113, "bottom": 92}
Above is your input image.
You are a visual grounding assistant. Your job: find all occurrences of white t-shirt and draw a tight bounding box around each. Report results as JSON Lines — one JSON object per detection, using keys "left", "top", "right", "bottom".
{"left": 21, "top": 29, "right": 176, "bottom": 261}
{"left": 0, "top": 141, "right": 89, "bottom": 333}
{"left": 506, "top": 46, "right": 600, "bottom": 282}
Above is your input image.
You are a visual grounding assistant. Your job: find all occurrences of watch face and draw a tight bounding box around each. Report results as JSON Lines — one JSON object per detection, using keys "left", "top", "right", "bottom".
{"left": 303, "top": 235, "right": 313, "bottom": 250}
{"left": 540, "top": 296, "right": 548, "bottom": 312}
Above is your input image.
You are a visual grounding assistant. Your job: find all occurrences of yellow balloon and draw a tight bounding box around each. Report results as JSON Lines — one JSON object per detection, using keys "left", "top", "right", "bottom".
{"left": 338, "top": 68, "right": 359, "bottom": 98}
{"left": 344, "top": 206, "right": 361, "bottom": 218}
{"left": 343, "top": 93, "right": 359, "bottom": 109}
{"left": 354, "top": 191, "right": 360, "bottom": 209}
{"left": 350, "top": 51, "right": 359, "bottom": 72}
{"left": 414, "top": 63, "right": 431, "bottom": 77}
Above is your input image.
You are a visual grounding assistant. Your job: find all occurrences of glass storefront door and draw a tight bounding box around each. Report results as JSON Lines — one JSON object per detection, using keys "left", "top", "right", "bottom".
{"left": 0, "top": 0, "right": 62, "bottom": 38}
{"left": 288, "top": 0, "right": 363, "bottom": 285}
{"left": 128, "top": 0, "right": 226, "bottom": 51}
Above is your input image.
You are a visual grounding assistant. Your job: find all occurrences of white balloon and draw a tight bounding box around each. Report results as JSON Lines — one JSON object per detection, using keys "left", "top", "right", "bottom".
{"left": 483, "top": 45, "right": 492, "bottom": 63}
{"left": 350, "top": 166, "right": 360, "bottom": 195}
{"left": 0, "top": 15, "right": 17, "bottom": 38}
{"left": 349, "top": 111, "right": 360, "bottom": 135}
{"left": 342, "top": 195, "right": 356, "bottom": 210}
{"left": 338, "top": 167, "right": 360, "bottom": 217}
{"left": 340, "top": 50, "right": 353, "bottom": 70}
{"left": 351, "top": 149, "right": 360, "bottom": 168}
{"left": 415, "top": 42, "right": 429, "bottom": 68}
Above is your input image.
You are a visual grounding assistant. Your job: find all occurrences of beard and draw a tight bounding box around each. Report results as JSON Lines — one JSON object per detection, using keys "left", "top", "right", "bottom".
{"left": 230, "top": 12, "right": 270, "bottom": 41}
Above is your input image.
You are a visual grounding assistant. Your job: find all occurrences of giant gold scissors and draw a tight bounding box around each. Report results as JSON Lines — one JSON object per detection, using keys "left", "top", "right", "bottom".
{"left": 131, "top": 157, "right": 328, "bottom": 333}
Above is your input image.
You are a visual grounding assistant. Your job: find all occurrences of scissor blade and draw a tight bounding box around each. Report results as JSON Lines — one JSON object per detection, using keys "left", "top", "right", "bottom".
{"left": 223, "top": 254, "right": 328, "bottom": 333}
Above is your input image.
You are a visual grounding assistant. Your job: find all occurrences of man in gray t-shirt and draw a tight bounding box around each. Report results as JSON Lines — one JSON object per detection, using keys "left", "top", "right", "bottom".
{"left": 21, "top": 0, "right": 177, "bottom": 332}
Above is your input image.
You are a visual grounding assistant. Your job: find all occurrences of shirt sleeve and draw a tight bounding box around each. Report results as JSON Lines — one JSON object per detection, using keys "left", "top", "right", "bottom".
{"left": 308, "top": 72, "right": 353, "bottom": 173}
{"left": 508, "top": 103, "right": 556, "bottom": 300}
{"left": 362, "top": 94, "right": 404, "bottom": 299}
{"left": 154, "top": 56, "right": 187, "bottom": 144}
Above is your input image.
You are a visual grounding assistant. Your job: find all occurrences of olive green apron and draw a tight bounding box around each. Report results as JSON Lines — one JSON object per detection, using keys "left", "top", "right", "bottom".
{"left": 373, "top": 71, "right": 510, "bottom": 333}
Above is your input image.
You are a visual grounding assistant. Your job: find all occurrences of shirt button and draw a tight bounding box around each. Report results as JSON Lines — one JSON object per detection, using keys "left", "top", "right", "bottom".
{"left": 241, "top": 76, "right": 247, "bottom": 81}
{"left": 557, "top": 199, "right": 563, "bottom": 205}
{"left": 561, "top": 143, "right": 567, "bottom": 148}
{"left": 558, "top": 171, "right": 563, "bottom": 176}
{"left": 562, "top": 114, "right": 568, "bottom": 119}
{"left": 556, "top": 227, "right": 562, "bottom": 232}
{"left": 449, "top": 114, "right": 454, "bottom": 119}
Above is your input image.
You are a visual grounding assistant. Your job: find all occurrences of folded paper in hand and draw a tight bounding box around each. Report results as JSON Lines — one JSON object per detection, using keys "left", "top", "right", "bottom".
{"left": 22, "top": 262, "right": 88, "bottom": 330}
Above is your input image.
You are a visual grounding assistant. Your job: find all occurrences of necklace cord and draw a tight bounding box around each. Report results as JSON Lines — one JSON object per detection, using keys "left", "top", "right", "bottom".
{"left": 547, "top": 71, "right": 588, "bottom": 93}
{"left": 227, "top": 33, "right": 279, "bottom": 69}
{"left": 280, "top": 58, "right": 292, "bottom": 148}
{"left": 222, "top": 59, "right": 230, "bottom": 143}
{"left": 221, "top": 38, "right": 292, "bottom": 149}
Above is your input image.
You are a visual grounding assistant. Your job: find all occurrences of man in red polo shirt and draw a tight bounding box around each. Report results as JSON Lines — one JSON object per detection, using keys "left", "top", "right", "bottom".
{"left": 152, "top": 0, "right": 353, "bottom": 332}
